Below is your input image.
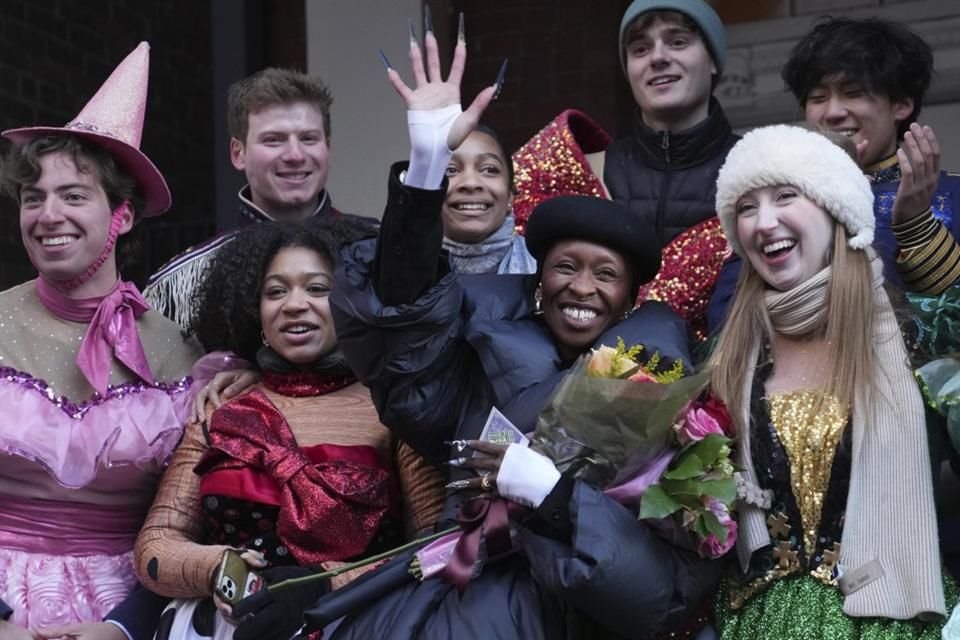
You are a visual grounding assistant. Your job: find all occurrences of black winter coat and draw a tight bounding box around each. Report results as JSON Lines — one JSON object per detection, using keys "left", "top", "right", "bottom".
{"left": 604, "top": 98, "right": 739, "bottom": 247}
{"left": 322, "top": 166, "right": 721, "bottom": 639}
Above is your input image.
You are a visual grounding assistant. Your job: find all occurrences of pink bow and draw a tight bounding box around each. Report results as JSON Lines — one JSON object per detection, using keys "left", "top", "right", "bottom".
{"left": 37, "top": 278, "right": 154, "bottom": 394}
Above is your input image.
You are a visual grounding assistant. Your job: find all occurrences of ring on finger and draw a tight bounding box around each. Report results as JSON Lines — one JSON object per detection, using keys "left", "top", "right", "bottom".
{"left": 480, "top": 472, "right": 494, "bottom": 492}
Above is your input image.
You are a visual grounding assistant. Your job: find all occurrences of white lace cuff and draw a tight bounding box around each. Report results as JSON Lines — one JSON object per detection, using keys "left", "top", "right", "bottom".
{"left": 404, "top": 105, "right": 461, "bottom": 190}
{"left": 496, "top": 443, "right": 561, "bottom": 509}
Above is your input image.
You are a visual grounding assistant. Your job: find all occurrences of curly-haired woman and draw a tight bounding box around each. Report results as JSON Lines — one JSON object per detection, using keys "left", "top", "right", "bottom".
{"left": 134, "top": 219, "right": 444, "bottom": 640}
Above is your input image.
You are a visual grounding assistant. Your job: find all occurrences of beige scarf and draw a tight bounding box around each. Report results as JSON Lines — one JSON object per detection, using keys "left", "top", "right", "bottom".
{"left": 734, "top": 255, "right": 945, "bottom": 620}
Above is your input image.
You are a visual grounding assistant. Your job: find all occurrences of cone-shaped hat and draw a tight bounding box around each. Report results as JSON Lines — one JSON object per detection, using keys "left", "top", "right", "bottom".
{"left": 3, "top": 42, "right": 171, "bottom": 217}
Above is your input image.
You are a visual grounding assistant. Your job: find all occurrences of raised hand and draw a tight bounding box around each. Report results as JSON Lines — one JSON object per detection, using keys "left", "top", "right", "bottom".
{"left": 892, "top": 122, "right": 941, "bottom": 224}
{"left": 380, "top": 11, "right": 502, "bottom": 152}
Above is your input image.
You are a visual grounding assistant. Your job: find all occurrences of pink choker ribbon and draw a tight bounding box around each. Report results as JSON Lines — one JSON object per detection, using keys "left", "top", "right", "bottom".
{"left": 42, "top": 203, "right": 129, "bottom": 291}
{"left": 36, "top": 276, "right": 154, "bottom": 395}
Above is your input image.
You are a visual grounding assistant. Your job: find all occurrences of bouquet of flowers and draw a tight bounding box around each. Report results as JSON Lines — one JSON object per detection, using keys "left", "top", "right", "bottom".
{"left": 531, "top": 339, "right": 738, "bottom": 558}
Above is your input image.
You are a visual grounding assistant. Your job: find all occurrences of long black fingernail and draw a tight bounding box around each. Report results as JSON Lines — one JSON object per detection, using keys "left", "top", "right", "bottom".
{"left": 424, "top": 5, "right": 434, "bottom": 34}
{"left": 408, "top": 18, "right": 417, "bottom": 43}
{"left": 457, "top": 12, "right": 465, "bottom": 44}
{"left": 444, "top": 457, "right": 468, "bottom": 467}
{"left": 378, "top": 49, "right": 392, "bottom": 71}
{"left": 493, "top": 59, "right": 508, "bottom": 99}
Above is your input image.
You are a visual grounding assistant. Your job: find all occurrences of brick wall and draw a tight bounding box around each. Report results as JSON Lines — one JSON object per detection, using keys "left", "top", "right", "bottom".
{"left": 0, "top": 0, "right": 215, "bottom": 289}
{"left": 456, "top": 0, "right": 636, "bottom": 156}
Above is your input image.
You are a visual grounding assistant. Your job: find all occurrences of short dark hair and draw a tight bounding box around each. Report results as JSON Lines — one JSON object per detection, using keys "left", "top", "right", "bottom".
{"left": 472, "top": 124, "right": 515, "bottom": 192}
{"left": 2, "top": 135, "right": 145, "bottom": 220}
{"left": 227, "top": 68, "right": 334, "bottom": 144}
{"left": 782, "top": 17, "right": 934, "bottom": 137}
{"left": 189, "top": 218, "right": 374, "bottom": 359}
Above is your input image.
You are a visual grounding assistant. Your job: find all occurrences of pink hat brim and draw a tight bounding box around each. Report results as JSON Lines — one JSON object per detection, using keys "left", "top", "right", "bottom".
{"left": 2, "top": 126, "right": 172, "bottom": 217}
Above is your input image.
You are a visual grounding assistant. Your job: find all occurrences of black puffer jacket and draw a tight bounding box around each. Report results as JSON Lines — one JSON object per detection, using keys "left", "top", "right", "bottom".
{"left": 604, "top": 98, "right": 739, "bottom": 246}
{"left": 321, "top": 165, "right": 721, "bottom": 639}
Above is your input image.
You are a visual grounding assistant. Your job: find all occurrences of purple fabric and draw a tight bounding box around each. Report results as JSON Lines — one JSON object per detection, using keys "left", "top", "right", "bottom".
{"left": 0, "top": 494, "right": 142, "bottom": 556}
{"left": 0, "top": 369, "right": 190, "bottom": 488}
{"left": 36, "top": 277, "right": 153, "bottom": 395}
{"left": 603, "top": 448, "right": 674, "bottom": 506}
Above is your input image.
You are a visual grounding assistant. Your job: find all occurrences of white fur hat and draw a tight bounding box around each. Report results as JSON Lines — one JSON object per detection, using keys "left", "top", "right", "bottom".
{"left": 715, "top": 125, "right": 875, "bottom": 257}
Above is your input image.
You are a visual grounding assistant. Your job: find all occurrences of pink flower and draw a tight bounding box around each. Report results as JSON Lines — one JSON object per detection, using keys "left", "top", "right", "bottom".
{"left": 697, "top": 498, "right": 738, "bottom": 558}
{"left": 677, "top": 406, "right": 725, "bottom": 445}
{"left": 627, "top": 369, "right": 657, "bottom": 383}
{"left": 701, "top": 395, "right": 735, "bottom": 437}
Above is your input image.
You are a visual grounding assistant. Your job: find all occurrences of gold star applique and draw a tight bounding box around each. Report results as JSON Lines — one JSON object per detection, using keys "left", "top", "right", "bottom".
{"left": 773, "top": 541, "right": 798, "bottom": 569}
{"left": 767, "top": 512, "right": 790, "bottom": 538}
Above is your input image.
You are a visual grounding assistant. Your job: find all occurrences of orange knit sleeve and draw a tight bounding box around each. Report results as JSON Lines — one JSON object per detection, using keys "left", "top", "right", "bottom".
{"left": 134, "top": 419, "right": 231, "bottom": 598}
{"left": 394, "top": 440, "right": 446, "bottom": 539}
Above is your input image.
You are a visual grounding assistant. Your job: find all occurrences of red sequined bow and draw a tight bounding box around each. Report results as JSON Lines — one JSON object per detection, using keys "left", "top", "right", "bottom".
{"left": 196, "top": 389, "right": 392, "bottom": 565}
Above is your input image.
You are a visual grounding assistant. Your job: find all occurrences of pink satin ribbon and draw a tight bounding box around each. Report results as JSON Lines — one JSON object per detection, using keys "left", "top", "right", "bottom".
{"left": 0, "top": 494, "right": 143, "bottom": 555}
{"left": 36, "top": 276, "right": 154, "bottom": 395}
{"left": 416, "top": 496, "right": 518, "bottom": 591}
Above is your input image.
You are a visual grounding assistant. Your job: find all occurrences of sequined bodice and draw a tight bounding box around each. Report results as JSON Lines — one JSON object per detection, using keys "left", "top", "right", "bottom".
{"left": 767, "top": 391, "right": 847, "bottom": 555}
{"left": 727, "top": 361, "right": 854, "bottom": 610}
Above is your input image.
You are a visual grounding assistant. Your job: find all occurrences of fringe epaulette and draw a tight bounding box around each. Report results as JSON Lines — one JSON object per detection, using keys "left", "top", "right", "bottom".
{"left": 143, "top": 231, "right": 239, "bottom": 330}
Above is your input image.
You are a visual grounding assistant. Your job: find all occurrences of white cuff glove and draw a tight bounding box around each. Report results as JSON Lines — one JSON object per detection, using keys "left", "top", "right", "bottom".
{"left": 404, "top": 105, "right": 461, "bottom": 190}
{"left": 496, "top": 444, "right": 561, "bottom": 509}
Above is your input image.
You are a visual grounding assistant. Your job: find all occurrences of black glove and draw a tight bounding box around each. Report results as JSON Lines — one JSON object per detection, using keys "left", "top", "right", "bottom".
{"left": 233, "top": 565, "right": 330, "bottom": 640}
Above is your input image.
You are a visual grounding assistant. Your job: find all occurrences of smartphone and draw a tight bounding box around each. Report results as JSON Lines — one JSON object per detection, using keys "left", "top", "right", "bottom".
{"left": 214, "top": 549, "right": 263, "bottom": 607}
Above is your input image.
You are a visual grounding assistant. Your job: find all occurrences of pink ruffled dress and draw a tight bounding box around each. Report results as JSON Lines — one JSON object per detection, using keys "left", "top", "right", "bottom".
{"left": 0, "top": 280, "right": 202, "bottom": 629}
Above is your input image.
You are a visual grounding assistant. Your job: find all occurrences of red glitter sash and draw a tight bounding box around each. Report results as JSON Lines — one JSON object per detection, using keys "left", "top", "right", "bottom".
{"left": 195, "top": 389, "right": 392, "bottom": 565}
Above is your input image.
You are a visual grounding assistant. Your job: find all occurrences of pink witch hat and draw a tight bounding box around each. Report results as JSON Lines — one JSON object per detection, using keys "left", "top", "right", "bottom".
{"left": 3, "top": 42, "right": 171, "bottom": 217}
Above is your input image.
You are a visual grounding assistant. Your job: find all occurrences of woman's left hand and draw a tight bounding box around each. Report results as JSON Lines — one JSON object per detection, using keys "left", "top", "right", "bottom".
{"left": 384, "top": 16, "right": 498, "bottom": 151}
{"left": 448, "top": 440, "right": 508, "bottom": 492}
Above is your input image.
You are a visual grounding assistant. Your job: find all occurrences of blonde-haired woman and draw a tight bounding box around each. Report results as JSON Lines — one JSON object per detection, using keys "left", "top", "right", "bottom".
{"left": 710, "top": 124, "right": 957, "bottom": 638}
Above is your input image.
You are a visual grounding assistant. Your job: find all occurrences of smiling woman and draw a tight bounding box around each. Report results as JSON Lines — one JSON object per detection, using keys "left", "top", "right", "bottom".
{"left": 440, "top": 125, "right": 536, "bottom": 275}
{"left": 259, "top": 246, "right": 338, "bottom": 365}
{"left": 709, "top": 125, "right": 957, "bottom": 638}
{"left": 135, "top": 218, "right": 445, "bottom": 640}
{"left": 315, "top": 17, "right": 720, "bottom": 638}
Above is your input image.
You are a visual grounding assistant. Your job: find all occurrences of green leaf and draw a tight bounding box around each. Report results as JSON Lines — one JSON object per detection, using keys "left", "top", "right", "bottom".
{"left": 686, "top": 434, "right": 730, "bottom": 465}
{"left": 663, "top": 452, "right": 704, "bottom": 480}
{"left": 638, "top": 484, "right": 683, "bottom": 520}
{"left": 693, "top": 515, "right": 711, "bottom": 538}
{"left": 660, "top": 478, "right": 704, "bottom": 497}
{"left": 700, "top": 477, "right": 737, "bottom": 503}
{"left": 701, "top": 510, "right": 728, "bottom": 543}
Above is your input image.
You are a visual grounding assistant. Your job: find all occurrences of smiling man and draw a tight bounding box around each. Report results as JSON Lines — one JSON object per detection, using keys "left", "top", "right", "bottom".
{"left": 604, "top": 0, "right": 738, "bottom": 246}
{"left": 708, "top": 17, "right": 960, "bottom": 332}
{"left": 782, "top": 16, "right": 960, "bottom": 294}
{"left": 145, "top": 68, "right": 373, "bottom": 330}
{"left": 0, "top": 42, "right": 200, "bottom": 640}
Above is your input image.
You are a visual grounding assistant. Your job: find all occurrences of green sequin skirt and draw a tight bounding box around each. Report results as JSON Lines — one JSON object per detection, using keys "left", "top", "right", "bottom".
{"left": 715, "top": 573, "right": 958, "bottom": 640}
